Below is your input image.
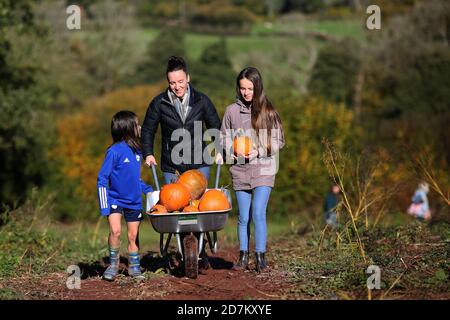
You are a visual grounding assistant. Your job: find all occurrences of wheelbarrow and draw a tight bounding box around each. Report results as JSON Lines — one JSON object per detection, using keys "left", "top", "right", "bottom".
{"left": 146, "top": 164, "right": 231, "bottom": 279}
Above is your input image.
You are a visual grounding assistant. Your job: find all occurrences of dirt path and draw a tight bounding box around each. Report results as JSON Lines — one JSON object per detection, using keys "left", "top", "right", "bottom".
{"left": 1, "top": 247, "right": 294, "bottom": 300}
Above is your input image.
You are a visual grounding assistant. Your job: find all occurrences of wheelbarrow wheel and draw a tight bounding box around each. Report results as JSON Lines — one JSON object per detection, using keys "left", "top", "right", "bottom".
{"left": 183, "top": 234, "right": 198, "bottom": 279}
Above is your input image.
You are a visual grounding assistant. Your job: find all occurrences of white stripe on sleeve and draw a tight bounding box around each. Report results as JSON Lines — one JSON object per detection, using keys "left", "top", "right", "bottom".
{"left": 99, "top": 188, "right": 104, "bottom": 208}
{"left": 103, "top": 188, "right": 108, "bottom": 208}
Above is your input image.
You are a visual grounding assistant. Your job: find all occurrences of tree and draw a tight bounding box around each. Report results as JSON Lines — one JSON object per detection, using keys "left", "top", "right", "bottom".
{"left": 281, "top": 0, "right": 325, "bottom": 14}
{"left": 0, "top": 0, "right": 54, "bottom": 207}
{"left": 134, "top": 28, "right": 186, "bottom": 85}
{"left": 308, "top": 39, "right": 361, "bottom": 106}
{"left": 191, "top": 38, "right": 235, "bottom": 95}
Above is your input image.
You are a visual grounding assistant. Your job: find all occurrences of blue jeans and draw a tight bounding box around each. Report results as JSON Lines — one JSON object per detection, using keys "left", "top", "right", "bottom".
{"left": 163, "top": 166, "right": 210, "bottom": 185}
{"left": 324, "top": 211, "right": 337, "bottom": 229}
{"left": 235, "top": 186, "right": 272, "bottom": 253}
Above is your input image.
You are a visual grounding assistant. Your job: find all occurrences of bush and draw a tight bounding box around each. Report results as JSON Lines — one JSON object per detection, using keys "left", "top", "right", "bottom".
{"left": 134, "top": 28, "right": 186, "bottom": 85}
{"left": 51, "top": 84, "right": 165, "bottom": 221}
{"left": 191, "top": 38, "right": 235, "bottom": 96}
{"left": 281, "top": 0, "right": 326, "bottom": 15}
{"left": 0, "top": 0, "right": 55, "bottom": 207}
{"left": 269, "top": 96, "right": 356, "bottom": 216}
{"left": 308, "top": 39, "right": 361, "bottom": 106}
{"left": 188, "top": 2, "right": 257, "bottom": 34}
{"left": 384, "top": 48, "right": 450, "bottom": 117}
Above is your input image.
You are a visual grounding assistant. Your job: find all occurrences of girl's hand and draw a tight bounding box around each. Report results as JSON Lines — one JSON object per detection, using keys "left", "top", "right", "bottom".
{"left": 246, "top": 149, "right": 258, "bottom": 161}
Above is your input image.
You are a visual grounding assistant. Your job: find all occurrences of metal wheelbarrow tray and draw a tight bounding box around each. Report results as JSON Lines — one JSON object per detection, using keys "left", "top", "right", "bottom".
{"left": 145, "top": 164, "right": 231, "bottom": 279}
{"left": 146, "top": 189, "right": 231, "bottom": 234}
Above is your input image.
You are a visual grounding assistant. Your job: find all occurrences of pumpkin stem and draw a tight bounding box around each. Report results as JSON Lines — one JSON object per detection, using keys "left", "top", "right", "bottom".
{"left": 235, "top": 127, "right": 245, "bottom": 137}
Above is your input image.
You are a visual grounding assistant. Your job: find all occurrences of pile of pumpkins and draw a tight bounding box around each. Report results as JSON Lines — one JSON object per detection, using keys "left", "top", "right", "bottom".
{"left": 149, "top": 169, "right": 230, "bottom": 214}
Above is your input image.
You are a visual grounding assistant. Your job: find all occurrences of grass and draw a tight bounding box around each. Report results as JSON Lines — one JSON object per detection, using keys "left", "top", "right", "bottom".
{"left": 0, "top": 188, "right": 302, "bottom": 281}
{"left": 1, "top": 191, "right": 448, "bottom": 300}
{"left": 272, "top": 220, "right": 450, "bottom": 299}
{"left": 122, "top": 18, "right": 364, "bottom": 92}
{"left": 2, "top": 187, "right": 447, "bottom": 300}
{"left": 127, "top": 27, "right": 312, "bottom": 61}
{"left": 251, "top": 17, "right": 365, "bottom": 41}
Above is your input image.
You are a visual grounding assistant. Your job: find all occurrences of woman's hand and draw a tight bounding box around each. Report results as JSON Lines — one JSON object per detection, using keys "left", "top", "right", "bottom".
{"left": 145, "top": 155, "right": 157, "bottom": 167}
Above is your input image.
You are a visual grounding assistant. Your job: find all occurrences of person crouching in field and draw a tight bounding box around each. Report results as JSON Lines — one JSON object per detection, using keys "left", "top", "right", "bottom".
{"left": 97, "top": 111, "right": 153, "bottom": 281}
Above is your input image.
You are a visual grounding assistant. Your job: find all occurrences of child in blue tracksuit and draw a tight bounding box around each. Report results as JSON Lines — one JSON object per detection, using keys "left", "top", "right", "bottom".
{"left": 97, "top": 111, "right": 153, "bottom": 281}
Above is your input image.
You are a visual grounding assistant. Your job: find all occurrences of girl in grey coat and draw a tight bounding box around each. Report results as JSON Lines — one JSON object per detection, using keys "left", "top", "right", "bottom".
{"left": 220, "top": 67, "right": 285, "bottom": 272}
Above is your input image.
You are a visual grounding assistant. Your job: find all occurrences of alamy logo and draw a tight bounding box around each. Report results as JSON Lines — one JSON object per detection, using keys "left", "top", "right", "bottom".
{"left": 366, "top": 5, "right": 381, "bottom": 30}
{"left": 66, "top": 265, "right": 81, "bottom": 289}
{"left": 66, "top": 5, "right": 81, "bottom": 30}
{"left": 366, "top": 265, "right": 381, "bottom": 289}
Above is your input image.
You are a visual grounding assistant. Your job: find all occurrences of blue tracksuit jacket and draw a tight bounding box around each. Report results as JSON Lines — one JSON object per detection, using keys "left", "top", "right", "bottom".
{"left": 97, "top": 141, "right": 153, "bottom": 216}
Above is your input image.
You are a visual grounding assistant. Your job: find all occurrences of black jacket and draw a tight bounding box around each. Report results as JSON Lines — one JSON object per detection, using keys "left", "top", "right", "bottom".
{"left": 141, "top": 85, "right": 221, "bottom": 174}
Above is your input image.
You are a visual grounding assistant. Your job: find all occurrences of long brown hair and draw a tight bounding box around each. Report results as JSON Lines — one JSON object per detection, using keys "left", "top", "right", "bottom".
{"left": 236, "top": 67, "right": 283, "bottom": 156}
{"left": 111, "top": 111, "right": 142, "bottom": 152}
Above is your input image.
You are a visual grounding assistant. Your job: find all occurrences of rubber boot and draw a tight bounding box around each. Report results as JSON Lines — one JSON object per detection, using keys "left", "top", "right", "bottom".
{"left": 255, "top": 252, "right": 268, "bottom": 273}
{"left": 128, "top": 252, "right": 144, "bottom": 279}
{"left": 232, "top": 251, "right": 249, "bottom": 270}
{"left": 103, "top": 247, "right": 119, "bottom": 281}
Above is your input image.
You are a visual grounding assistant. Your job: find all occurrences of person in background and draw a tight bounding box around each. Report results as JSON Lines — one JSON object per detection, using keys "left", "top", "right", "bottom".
{"left": 323, "top": 183, "right": 341, "bottom": 229}
{"left": 407, "top": 182, "right": 431, "bottom": 221}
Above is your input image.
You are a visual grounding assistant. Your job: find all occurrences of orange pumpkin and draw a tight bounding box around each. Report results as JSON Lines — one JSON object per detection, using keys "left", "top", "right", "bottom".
{"left": 199, "top": 190, "right": 230, "bottom": 212}
{"left": 149, "top": 204, "right": 168, "bottom": 214}
{"left": 183, "top": 205, "right": 198, "bottom": 213}
{"left": 177, "top": 169, "right": 208, "bottom": 200}
{"left": 191, "top": 199, "right": 201, "bottom": 209}
{"left": 233, "top": 136, "right": 252, "bottom": 157}
{"left": 160, "top": 183, "right": 191, "bottom": 212}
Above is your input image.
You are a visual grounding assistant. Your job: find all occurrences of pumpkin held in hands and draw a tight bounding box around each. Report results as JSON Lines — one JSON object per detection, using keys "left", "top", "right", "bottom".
{"left": 160, "top": 183, "right": 191, "bottom": 212}
{"left": 177, "top": 169, "right": 208, "bottom": 200}
{"left": 233, "top": 136, "right": 252, "bottom": 157}
{"left": 198, "top": 190, "right": 230, "bottom": 212}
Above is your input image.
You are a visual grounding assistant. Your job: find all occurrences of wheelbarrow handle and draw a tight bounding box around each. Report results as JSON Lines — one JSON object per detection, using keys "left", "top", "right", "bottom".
{"left": 214, "top": 163, "right": 221, "bottom": 189}
{"left": 151, "top": 164, "right": 160, "bottom": 191}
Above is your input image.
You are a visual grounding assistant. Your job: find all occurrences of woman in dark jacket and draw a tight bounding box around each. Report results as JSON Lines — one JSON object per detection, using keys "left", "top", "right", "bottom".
{"left": 141, "top": 56, "right": 221, "bottom": 183}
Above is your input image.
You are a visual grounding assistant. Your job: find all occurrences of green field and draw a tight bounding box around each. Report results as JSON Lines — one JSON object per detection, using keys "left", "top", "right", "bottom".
{"left": 251, "top": 18, "right": 365, "bottom": 40}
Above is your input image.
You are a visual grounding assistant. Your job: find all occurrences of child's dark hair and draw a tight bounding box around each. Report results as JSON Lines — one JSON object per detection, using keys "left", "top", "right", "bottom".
{"left": 166, "top": 56, "right": 188, "bottom": 75}
{"left": 111, "top": 111, "right": 141, "bottom": 151}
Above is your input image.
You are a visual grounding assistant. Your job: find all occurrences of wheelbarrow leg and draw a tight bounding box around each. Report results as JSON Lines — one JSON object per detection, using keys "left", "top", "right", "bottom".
{"left": 206, "top": 232, "right": 214, "bottom": 254}
{"left": 163, "top": 233, "right": 172, "bottom": 255}
{"left": 213, "top": 231, "right": 218, "bottom": 253}
{"left": 176, "top": 233, "right": 184, "bottom": 261}
{"left": 198, "top": 232, "right": 204, "bottom": 259}
{"left": 160, "top": 233, "right": 173, "bottom": 256}
{"left": 160, "top": 233, "right": 165, "bottom": 256}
